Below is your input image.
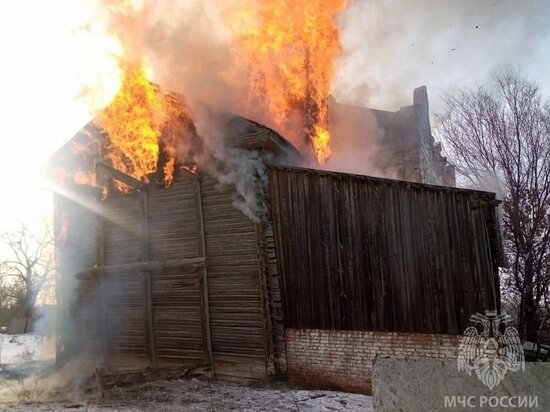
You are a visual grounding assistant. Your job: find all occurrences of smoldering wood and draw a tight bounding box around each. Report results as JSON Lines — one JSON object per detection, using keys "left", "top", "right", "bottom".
{"left": 56, "top": 165, "right": 271, "bottom": 380}
{"left": 226, "top": 117, "right": 301, "bottom": 161}
{"left": 199, "top": 173, "right": 268, "bottom": 380}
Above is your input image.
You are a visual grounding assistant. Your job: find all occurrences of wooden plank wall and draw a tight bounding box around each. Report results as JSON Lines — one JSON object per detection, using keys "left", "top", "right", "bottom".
{"left": 148, "top": 174, "right": 204, "bottom": 367}
{"left": 54, "top": 191, "right": 102, "bottom": 364}
{"left": 61, "top": 169, "right": 270, "bottom": 379}
{"left": 269, "top": 166, "right": 498, "bottom": 335}
{"left": 93, "top": 172, "right": 211, "bottom": 370}
{"left": 200, "top": 174, "right": 268, "bottom": 380}
{"left": 102, "top": 195, "right": 148, "bottom": 368}
{"left": 261, "top": 226, "right": 287, "bottom": 375}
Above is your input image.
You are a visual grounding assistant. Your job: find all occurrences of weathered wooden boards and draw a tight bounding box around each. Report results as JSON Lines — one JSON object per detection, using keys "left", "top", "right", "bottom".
{"left": 200, "top": 174, "right": 268, "bottom": 380}
{"left": 54, "top": 191, "right": 102, "bottom": 365}
{"left": 269, "top": 166, "right": 499, "bottom": 335}
{"left": 59, "top": 167, "right": 272, "bottom": 381}
{"left": 58, "top": 159, "right": 500, "bottom": 381}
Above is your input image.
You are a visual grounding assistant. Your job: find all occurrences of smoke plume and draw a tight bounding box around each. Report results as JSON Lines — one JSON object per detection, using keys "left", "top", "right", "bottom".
{"left": 84, "top": 0, "right": 550, "bottom": 218}
{"left": 333, "top": 0, "right": 550, "bottom": 112}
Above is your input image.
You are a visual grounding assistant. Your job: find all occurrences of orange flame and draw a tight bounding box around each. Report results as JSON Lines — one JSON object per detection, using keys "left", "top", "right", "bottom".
{"left": 94, "top": 61, "right": 175, "bottom": 189}
{"left": 72, "top": 0, "right": 347, "bottom": 192}
{"left": 226, "top": 0, "right": 347, "bottom": 164}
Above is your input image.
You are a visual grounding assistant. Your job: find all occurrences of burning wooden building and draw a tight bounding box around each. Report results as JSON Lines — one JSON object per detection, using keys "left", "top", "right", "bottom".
{"left": 51, "top": 86, "right": 502, "bottom": 394}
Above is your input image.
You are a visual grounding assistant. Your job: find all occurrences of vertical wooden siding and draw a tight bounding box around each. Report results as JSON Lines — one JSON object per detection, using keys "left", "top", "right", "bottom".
{"left": 200, "top": 174, "right": 268, "bottom": 380}
{"left": 261, "top": 225, "right": 287, "bottom": 375}
{"left": 61, "top": 169, "right": 269, "bottom": 379}
{"left": 54, "top": 191, "right": 102, "bottom": 364}
{"left": 102, "top": 194, "right": 148, "bottom": 368}
{"left": 269, "top": 166, "right": 498, "bottom": 335}
{"left": 148, "top": 174, "right": 204, "bottom": 366}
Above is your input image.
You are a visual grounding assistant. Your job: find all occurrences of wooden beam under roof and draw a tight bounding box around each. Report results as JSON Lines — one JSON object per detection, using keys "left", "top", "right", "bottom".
{"left": 96, "top": 162, "right": 148, "bottom": 191}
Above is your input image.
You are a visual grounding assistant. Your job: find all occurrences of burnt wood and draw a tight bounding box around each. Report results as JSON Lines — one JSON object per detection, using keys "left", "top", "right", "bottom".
{"left": 55, "top": 156, "right": 501, "bottom": 381}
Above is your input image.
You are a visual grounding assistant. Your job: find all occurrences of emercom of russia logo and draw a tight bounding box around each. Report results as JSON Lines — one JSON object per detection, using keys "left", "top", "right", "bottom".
{"left": 457, "top": 311, "right": 524, "bottom": 390}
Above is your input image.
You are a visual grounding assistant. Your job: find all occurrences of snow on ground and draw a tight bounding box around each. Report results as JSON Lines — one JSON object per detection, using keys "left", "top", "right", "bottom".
{"left": 1, "top": 378, "right": 374, "bottom": 411}
{"left": 0, "top": 333, "right": 54, "bottom": 366}
{"left": 0, "top": 335, "right": 374, "bottom": 411}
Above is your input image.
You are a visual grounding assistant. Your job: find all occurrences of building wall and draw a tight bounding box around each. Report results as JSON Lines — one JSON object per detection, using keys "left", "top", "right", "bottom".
{"left": 371, "top": 105, "right": 421, "bottom": 182}
{"left": 269, "top": 166, "right": 499, "bottom": 335}
{"left": 55, "top": 189, "right": 102, "bottom": 366}
{"left": 56, "top": 169, "right": 274, "bottom": 381}
{"left": 261, "top": 226, "right": 287, "bottom": 376}
{"left": 331, "top": 86, "right": 456, "bottom": 186}
{"left": 200, "top": 173, "right": 270, "bottom": 381}
{"left": 413, "top": 86, "right": 456, "bottom": 186}
{"left": 285, "top": 328, "right": 460, "bottom": 394}
{"left": 269, "top": 166, "right": 499, "bottom": 393}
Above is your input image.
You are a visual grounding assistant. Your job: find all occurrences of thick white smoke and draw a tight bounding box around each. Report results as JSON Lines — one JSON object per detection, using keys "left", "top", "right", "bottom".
{"left": 333, "top": 0, "right": 550, "bottom": 112}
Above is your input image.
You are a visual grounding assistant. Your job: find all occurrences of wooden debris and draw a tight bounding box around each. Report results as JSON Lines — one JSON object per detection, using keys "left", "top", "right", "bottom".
{"left": 92, "top": 364, "right": 210, "bottom": 396}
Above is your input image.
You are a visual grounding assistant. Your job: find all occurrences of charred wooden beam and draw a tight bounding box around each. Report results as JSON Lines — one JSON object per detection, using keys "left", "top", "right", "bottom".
{"left": 256, "top": 224, "right": 276, "bottom": 376}
{"left": 75, "top": 257, "right": 206, "bottom": 279}
{"left": 194, "top": 174, "right": 214, "bottom": 372}
{"left": 96, "top": 162, "right": 148, "bottom": 191}
{"left": 95, "top": 166, "right": 110, "bottom": 370}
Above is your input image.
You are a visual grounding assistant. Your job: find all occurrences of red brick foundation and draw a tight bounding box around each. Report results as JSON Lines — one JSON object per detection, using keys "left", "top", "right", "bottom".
{"left": 285, "top": 329, "right": 461, "bottom": 394}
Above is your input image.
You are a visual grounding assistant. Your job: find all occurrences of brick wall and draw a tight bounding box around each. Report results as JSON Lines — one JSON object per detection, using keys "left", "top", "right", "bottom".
{"left": 286, "top": 328, "right": 461, "bottom": 394}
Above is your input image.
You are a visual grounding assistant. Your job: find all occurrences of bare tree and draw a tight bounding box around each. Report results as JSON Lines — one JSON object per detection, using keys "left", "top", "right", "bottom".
{"left": 0, "top": 224, "right": 54, "bottom": 333}
{"left": 436, "top": 70, "right": 550, "bottom": 343}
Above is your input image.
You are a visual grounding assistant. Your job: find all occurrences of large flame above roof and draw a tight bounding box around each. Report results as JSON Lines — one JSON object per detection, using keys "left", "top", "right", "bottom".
{"left": 226, "top": 0, "right": 347, "bottom": 164}
{"left": 94, "top": 61, "right": 169, "bottom": 188}
{"left": 90, "top": 59, "right": 191, "bottom": 191}
{"left": 74, "top": 0, "right": 348, "bottom": 192}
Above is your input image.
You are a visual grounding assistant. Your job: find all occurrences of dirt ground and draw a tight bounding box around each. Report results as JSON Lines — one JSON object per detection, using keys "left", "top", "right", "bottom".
{"left": 0, "top": 377, "right": 373, "bottom": 411}
{"left": 0, "top": 334, "right": 373, "bottom": 411}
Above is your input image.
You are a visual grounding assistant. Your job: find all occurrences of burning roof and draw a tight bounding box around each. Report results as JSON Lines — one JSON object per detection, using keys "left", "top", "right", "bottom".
{"left": 74, "top": 0, "right": 348, "bottom": 184}
{"left": 51, "top": 0, "right": 455, "bottom": 202}
{"left": 226, "top": 0, "right": 347, "bottom": 163}
{"left": 49, "top": 86, "right": 302, "bottom": 199}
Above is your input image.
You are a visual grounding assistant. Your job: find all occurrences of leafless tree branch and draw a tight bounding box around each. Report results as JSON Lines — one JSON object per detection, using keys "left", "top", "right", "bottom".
{"left": 0, "top": 223, "right": 54, "bottom": 332}
{"left": 436, "top": 69, "right": 550, "bottom": 343}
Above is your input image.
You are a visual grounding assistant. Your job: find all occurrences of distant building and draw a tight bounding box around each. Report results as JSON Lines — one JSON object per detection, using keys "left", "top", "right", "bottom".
{"left": 329, "top": 86, "right": 455, "bottom": 186}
